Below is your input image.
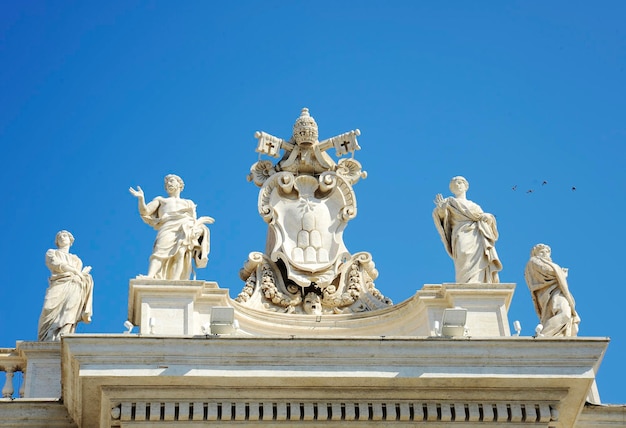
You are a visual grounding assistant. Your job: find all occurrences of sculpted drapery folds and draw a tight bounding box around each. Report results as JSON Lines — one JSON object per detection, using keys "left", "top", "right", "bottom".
{"left": 130, "top": 174, "right": 214, "bottom": 280}
{"left": 433, "top": 176, "right": 502, "bottom": 284}
{"left": 38, "top": 230, "right": 94, "bottom": 342}
{"left": 525, "top": 244, "right": 580, "bottom": 337}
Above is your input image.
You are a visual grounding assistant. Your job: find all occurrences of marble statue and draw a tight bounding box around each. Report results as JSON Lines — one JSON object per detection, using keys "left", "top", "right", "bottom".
{"left": 433, "top": 176, "right": 502, "bottom": 283}
{"left": 524, "top": 243, "right": 580, "bottom": 337}
{"left": 38, "top": 230, "right": 94, "bottom": 341}
{"left": 130, "top": 174, "right": 214, "bottom": 280}
{"left": 236, "top": 108, "right": 391, "bottom": 314}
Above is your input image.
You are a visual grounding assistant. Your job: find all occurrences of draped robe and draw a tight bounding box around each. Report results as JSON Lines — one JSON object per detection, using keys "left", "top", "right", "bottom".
{"left": 525, "top": 255, "right": 580, "bottom": 337}
{"left": 38, "top": 249, "right": 93, "bottom": 341}
{"left": 142, "top": 198, "right": 210, "bottom": 280}
{"left": 433, "top": 197, "right": 502, "bottom": 283}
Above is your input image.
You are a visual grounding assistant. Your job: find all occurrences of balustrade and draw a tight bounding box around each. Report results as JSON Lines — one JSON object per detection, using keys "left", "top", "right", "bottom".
{"left": 0, "top": 348, "right": 25, "bottom": 399}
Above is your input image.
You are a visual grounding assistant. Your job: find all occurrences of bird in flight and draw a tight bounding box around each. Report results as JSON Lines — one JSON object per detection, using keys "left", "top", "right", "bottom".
{"left": 572, "top": 186, "right": 576, "bottom": 191}
{"left": 542, "top": 180, "right": 548, "bottom": 186}
{"left": 512, "top": 185, "right": 517, "bottom": 191}
{"left": 526, "top": 189, "right": 534, "bottom": 194}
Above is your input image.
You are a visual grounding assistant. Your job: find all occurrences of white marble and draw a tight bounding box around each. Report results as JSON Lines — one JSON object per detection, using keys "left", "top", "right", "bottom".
{"left": 239, "top": 108, "right": 389, "bottom": 314}
{"left": 130, "top": 174, "right": 214, "bottom": 280}
{"left": 525, "top": 243, "right": 581, "bottom": 337}
{"left": 433, "top": 176, "right": 502, "bottom": 283}
{"left": 37, "top": 231, "right": 93, "bottom": 342}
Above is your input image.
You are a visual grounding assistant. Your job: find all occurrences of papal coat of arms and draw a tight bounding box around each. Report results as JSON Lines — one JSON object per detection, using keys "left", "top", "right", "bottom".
{"left": 236, "top": 108, "right": 391, "bottom": 314}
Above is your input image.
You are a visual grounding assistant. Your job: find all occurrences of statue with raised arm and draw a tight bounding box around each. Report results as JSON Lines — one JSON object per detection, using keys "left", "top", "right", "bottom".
{"left": 38, "top": 230, "right": 94, "bottom": 341}
{"left": 129, "top": 174, "right": 214, "bottom": 280}
{"left": 525, "top": 244, "right": 580, "bottom": 337}
{"left": 433, "top": 176, "right": 502, "bottom": 283}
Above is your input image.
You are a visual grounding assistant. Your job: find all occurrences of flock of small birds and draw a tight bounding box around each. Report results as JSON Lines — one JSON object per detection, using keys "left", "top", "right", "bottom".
{"left": 512, "top": 181, "right": 576, "bottom": 193}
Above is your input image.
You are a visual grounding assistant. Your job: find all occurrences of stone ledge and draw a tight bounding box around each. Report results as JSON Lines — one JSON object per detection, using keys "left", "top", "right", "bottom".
{"left": 60, "top": 336, "right": 607, "bottom": 428}
{"left": 0, "top": 399, "right": 76, "bottom": 427}
{"left": 576, "top": 402, "right": 626, "bottom": 427}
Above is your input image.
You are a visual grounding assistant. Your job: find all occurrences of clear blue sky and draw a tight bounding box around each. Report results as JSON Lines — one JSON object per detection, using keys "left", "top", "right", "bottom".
{"left": 1, "top": 1, "right": 624, "bottom": 403}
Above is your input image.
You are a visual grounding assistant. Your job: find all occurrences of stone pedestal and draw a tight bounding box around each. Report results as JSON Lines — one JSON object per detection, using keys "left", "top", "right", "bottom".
{"left": 17, "top": 341, "right": 62, "bottom": 398}
{"left": 128, "top": 279, "right": 230, "bottom": 335}
{"left": 416, "top": 283, "right": 515, "bottom": 337}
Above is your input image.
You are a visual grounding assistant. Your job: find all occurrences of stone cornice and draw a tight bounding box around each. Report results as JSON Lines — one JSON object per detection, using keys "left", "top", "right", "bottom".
{"left": 59, "top": 336, "right": 607, "bottom": 427}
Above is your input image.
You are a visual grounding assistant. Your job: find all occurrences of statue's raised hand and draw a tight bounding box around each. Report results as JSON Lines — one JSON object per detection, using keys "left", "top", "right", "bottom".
{"left": 434, "top": 193, "right": 445, "bottom": 208}
{"left": 129, "top": 186, "right": 144, "bottom": 200}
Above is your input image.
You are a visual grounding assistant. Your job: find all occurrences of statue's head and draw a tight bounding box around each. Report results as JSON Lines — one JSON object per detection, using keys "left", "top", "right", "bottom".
{"left": 303, "top": 291, "right": 322, "bottom": 315}
{"left": 531, "top": 243, "right": 551, "bottom": 259}
{"left": 164, "top": 174, "right": 185, "bottom": 195}
{"left": 55, "top": 230, "right": 75, "bottom": 248}
{"left": 449, "top": 176, "right": 469, "bottom": 195}
{"left": 292, "top": 108, "right": 318, "bottom": 147}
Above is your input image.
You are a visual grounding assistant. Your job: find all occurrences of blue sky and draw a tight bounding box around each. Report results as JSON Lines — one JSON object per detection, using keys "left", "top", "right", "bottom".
{"left": 1, "top": 2, "right": 624, "bottom": 403}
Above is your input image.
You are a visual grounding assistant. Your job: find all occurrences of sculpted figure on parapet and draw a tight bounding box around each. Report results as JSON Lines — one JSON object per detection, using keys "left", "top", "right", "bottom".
{"left": 236, "top": 108, "right": 391, "bottom": 314}
{"left": 130, "top": 174, "right": 214, "bottom": 280}
{"left": 525, "top": 243, "right": 580, "bottom": 337}
{"left": 38, "top": 230, "right": 94, "bottom": 341}
{"left": 433, "top": 176, "right": 502, "bottom": 284}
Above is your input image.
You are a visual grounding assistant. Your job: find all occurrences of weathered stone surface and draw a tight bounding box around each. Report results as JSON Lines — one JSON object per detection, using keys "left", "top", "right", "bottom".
{"left": 59, "top": 335, "right": 608, "bottom": 428}
{"left": 0, "top": 399, "right": 76, "bottom": 428}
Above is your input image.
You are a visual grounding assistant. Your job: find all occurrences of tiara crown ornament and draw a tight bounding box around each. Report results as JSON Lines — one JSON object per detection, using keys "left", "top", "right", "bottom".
{"left": 292, "top": 108, "right": 318, "bottom": 146}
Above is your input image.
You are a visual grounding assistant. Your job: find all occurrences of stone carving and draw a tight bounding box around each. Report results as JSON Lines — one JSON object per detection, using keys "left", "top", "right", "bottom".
{"left": 236, "top": 108, "right": 391, "bottom": 314}
{"left": 433, "top": 176, "right": 502, "bottom": 283}
{"left": 38, "top": 230, "right": 94, "bottom": 341}
{"left": 524, "top": 244, "right": 580, "bottom": 337}
{"left": 130, "top": 174, "right": 214, "bottom": 280}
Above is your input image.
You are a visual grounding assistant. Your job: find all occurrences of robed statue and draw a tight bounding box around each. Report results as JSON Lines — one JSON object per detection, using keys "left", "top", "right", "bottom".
{"left": 38, "top": 230, "right": 94, "bottom": 341}
{"left": 433, "top": 176, "right": 502, "bottom": 283}
{"left": 130, "top": 174, "right": 214, "bottom": 280}
{"left": 525, "top": 243, "right": 580, "bottom": 337}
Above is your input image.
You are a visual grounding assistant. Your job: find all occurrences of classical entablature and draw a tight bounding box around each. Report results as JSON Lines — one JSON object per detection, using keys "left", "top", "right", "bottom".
{"left": 59, "top": 335, "right": 607, "bottom": 427}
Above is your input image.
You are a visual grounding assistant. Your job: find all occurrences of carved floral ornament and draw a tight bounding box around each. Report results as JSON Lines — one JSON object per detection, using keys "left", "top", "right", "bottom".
{"left": 237, "top": 108, "right": 391, "bottom": 314}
